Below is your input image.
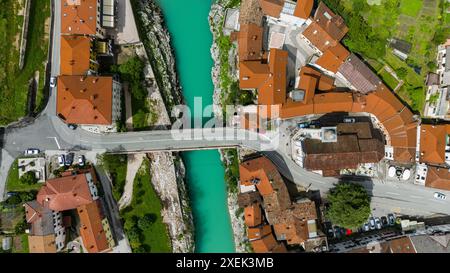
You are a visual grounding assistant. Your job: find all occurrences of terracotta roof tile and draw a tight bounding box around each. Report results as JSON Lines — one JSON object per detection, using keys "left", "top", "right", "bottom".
{"left": 425, "top": 166, "right": 450, "bottom": 191}
{"left": 250, "top": 232, "right": 278, "bottom": 252}
{"left": 247, "top": 225, "right": 272, "bottom": 240}
{"left": 315, "top": 43, "right": 350, "bottom": 73}
{"left": 419, "top": 124, "right": 447, "bottom": 164}
{"left": 28, "top": 235, "right": 57, "bottom": 253}
{"left": 77, "top": 201, "right": 110, "bottom": 253}
{"left": 293, "top": 0, "right": 313, "bottom": 19}
{"left": 60, "top": 35, "right": 92, "bottom": 75}
{"left": 302, "top": 2, "right": 348, "bottom": 52}
{"left": 258, "top": 0, "right": 284, "bottom": 18}
{"left": 37, "top": 172, "right": 94, "bottom": 211}
{"left": 338, "top": 54, "right": 382, "bottom": 94}
{"left": 244, "top": 203, "right": 262, "bottom": 227}
{"left": 238, "top": 24, "right": 265, "bottom": 61}
{"left": 57, "top": 76, "right": 114, "bottom": 125}
{"left": 61, "top": 0, "right": 98, "bottom": 35}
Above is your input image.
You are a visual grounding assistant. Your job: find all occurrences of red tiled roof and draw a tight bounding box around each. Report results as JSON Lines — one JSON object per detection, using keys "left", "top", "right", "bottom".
{"left": 258, "top": 0, "right": 284, "bottom": 18}
{"left": 315, "top": 43, "right": 350, "bottom": 73}
{"left": 419, "top": 124, "right": 447, "bottom": 165}
{"left": 57, "top": 76, "right": 114, "bottom": 125}
{"left": 302, "top": 2, "right": 348, "bottom": 52}
{"left": 425, "top": 166, "right": 450, "bottom": 191}
{"left": 61, "top": 0, "right": 98, "bottom": 35}
{"left": 244, "top": 203, "right": 262, "bottom": 227}
{"left": 238, "top": 24, "right": 265, "bottom": 61}
{"left": 37, "top": 173, "right": 94, "bottom": 211}
{"left": 294, "top": 0, "right": 313, "bottom": 19}
{"left": 60, "top": 35, "right": 92, "bottom": 75}
{"left": 77, "top": 201, "right": 110, "bottom": 253}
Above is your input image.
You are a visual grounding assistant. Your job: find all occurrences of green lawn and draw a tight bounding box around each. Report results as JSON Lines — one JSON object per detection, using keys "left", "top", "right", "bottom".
{"left": 378, "top": 69, "right": 399, "bottom": 90}
{"left": 322, "top": 0, "right": 446, "bottom": 113}
{"left": 12, "top": 234, "right": 29, "bottom": 253}
{"left": 120, "top": 158, "right": 171, "bottom": 253}
{"left": 6, "top": 159, "right": 42, "bottom": 192}
{"left": 400, "top": 0, "right": 423, "bottom": 17}
{"left": 0, "top": 0, "right": 50, "bottom": 125}
{"left": 99, "top": 154, "right": 128, "bottom": 201}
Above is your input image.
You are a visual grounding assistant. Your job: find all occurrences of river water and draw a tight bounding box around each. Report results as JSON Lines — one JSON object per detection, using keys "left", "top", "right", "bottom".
{"left": 154, "top": 0, "right": 235, "bottom": 252}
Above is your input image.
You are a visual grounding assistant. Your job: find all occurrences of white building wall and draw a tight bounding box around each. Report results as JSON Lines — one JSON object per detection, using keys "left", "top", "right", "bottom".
{"left": 112, "top": 80, "right": 122, "bottom": 123}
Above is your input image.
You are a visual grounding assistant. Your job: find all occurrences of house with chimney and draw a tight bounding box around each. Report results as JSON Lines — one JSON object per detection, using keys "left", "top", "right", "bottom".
{"left": 56, "top": 75, "right": 122, "bottom": 127}
{"left": 239, "top": 156, "right": 328, "bottom": 252}
{"left": 25, "top": 168, "right": 114, "bottom": 253}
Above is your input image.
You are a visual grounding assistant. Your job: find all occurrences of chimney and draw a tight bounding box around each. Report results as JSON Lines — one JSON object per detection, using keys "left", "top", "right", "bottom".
{"left": 92, "top": 78, "right": 99, "bottom": 83}
{"left": 80, "top": 88, "right": 87, "bottom": 93}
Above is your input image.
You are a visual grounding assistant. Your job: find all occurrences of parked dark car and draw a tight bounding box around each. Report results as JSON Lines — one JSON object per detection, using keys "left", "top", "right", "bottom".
{"left": 381, "top": 216, "right": 388, "bottom": 227}
{"left": 65, "top": 153, "right": 74, "bottom": 166}
{"left": 387, "top": 214, "right": 396, "bottom": 226}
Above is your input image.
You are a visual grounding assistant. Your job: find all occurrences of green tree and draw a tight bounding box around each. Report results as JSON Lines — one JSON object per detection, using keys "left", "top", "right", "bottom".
{"left": 326, "top": 182, "right": 371, "bottom": 229}
{"left": 395, "top": 67, "right": 408, "bottom": 79}
{"left": 15, "top": 219, "right": 27, "bottom": 234}
{"left": 20, "top": 171, "right": 38, "bottom": 185}
{"left": 137, "top": 214, "right": 156, "bottom": 230}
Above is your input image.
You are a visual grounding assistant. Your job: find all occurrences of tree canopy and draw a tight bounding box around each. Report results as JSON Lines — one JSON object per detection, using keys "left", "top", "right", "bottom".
{"left": 326, "top": 182, "right": 371, "bottom": 229}
{"left": 19, "top": 171, "right": 38, "bottom": 185}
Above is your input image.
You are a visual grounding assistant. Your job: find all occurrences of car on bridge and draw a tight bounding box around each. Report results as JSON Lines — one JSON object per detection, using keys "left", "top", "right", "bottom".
{"left": 434, "top": 192, "right": 447, "bottom": 200}
{"left": 58, "top": 155, "right": 65, "bottom": 167}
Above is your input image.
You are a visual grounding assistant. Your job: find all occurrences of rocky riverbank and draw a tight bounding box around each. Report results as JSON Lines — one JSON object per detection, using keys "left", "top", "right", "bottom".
{"left": 209, "top": 1, "right": 248, "bottom": 253}
{"left": 131, "top": 0, "right": 194, "bottom": 252}
{"left": 133, "top": 0, "right": 183, "bottom": 117}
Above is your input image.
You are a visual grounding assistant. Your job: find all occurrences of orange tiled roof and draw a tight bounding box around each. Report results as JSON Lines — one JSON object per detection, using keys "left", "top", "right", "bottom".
{"left": 258, "top": 0, "right": 284, "bottom": 18}
{"left": 57, "top": 76, "right": 114, "bottom": 125}
{"left": 239, "top": 61, "right": 270, "bottom": 89}
{"left": 28, "top": 235, "right": 57, "bottom": 253}
{"left": 61, "top": 0, "right": 98, "bottom": 35}
{"left": 244, "top": 203, "right": 262, "bottom": 227}
{"left": 247, "top": 225, "right": 272, "bottom": 240}
{"left": 258, "top": 49, "right": 288, "bottom": 106}
{"left": 419, "top": 124, "right": 447, "bottom": 165}
{"left": 37, "top": 173, "right": 94, "bottom": 211}
{"left": 425, "top": 166, "right": 450, "bottom": 191}
{"left": 294, "top": 0, "right": 314, "bottom": 19}
{"left": 298, "top": 66, "right": 321, "bottom": 103}
{"left": 250, "top": 232, "right": 278, "bottom": 253}
{"left": 60, "top": 35, "right": 92, "bottom": 75}
{"left": 238, "top": 24, "right": 265, "bottom": 61}
{"left": 239, "top": 156, "right": 283, "bottom": 196}
{"left": 77, "top": 201, "right": 110, "bottom": 253}
{"left": 302, "top": 2, "right": 348, "bottom": 52}
{"left": 315, "top": 43, "right": 350, "bottom": 73}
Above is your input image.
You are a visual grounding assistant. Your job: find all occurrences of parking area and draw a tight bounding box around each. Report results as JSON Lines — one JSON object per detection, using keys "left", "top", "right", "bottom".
{"left": 45, "top": 150, "right": 97, "bottom": 179}
{"left": 324, "top": 213, "right": 399, "bottom": 243}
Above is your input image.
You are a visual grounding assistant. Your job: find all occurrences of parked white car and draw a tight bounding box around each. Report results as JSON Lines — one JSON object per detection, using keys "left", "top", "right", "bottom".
{"left": 58, "top": 155, "right": 65, "bottom": 167}
{"left": 434, "top": 192, "right": 447, "bottom": 200}
{"left": 50, "top": 77, "right": 56, "bottom": 88}
{"left": 78, "top": 155, "right": 85, "bottom": 166}
{"left": 24, "top": 149, "right": 39, "bottom": 155}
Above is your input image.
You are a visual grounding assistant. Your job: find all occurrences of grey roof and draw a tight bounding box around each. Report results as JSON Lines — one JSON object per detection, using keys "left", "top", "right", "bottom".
{"left": 426, "top": 72, "right": 440, "bottom": 86}
{"left": 25, "top": 201, "right": 55, "bottom": 236}
{"left": 410, "top": 234, "right": 450, "bottom": 253}
{"left": 338, "top": 54, "right": 382, "bottom": 94}
{"left": 389, "top": 38, "right": 412, "bottom": 54}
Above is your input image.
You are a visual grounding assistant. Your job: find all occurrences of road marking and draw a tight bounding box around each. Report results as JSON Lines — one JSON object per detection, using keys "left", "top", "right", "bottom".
{"left": 386, "top": 192, "right": 400, "bottom": 196}
{"left": 47, "top": 137, "right": 61, "bottom": 149}
{"left": 409, "top": 195, "right": 423, "bottom": 199}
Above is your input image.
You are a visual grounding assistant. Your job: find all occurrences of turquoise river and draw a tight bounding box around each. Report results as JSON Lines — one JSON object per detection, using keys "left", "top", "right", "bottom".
{"left": 155, "top": 0, "right": 235, "bottom": 252}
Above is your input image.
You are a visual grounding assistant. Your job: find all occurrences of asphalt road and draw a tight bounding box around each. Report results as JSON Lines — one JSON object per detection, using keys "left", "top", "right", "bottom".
{"left": 1, "top": 0, "right": 449, "bottom": 221}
